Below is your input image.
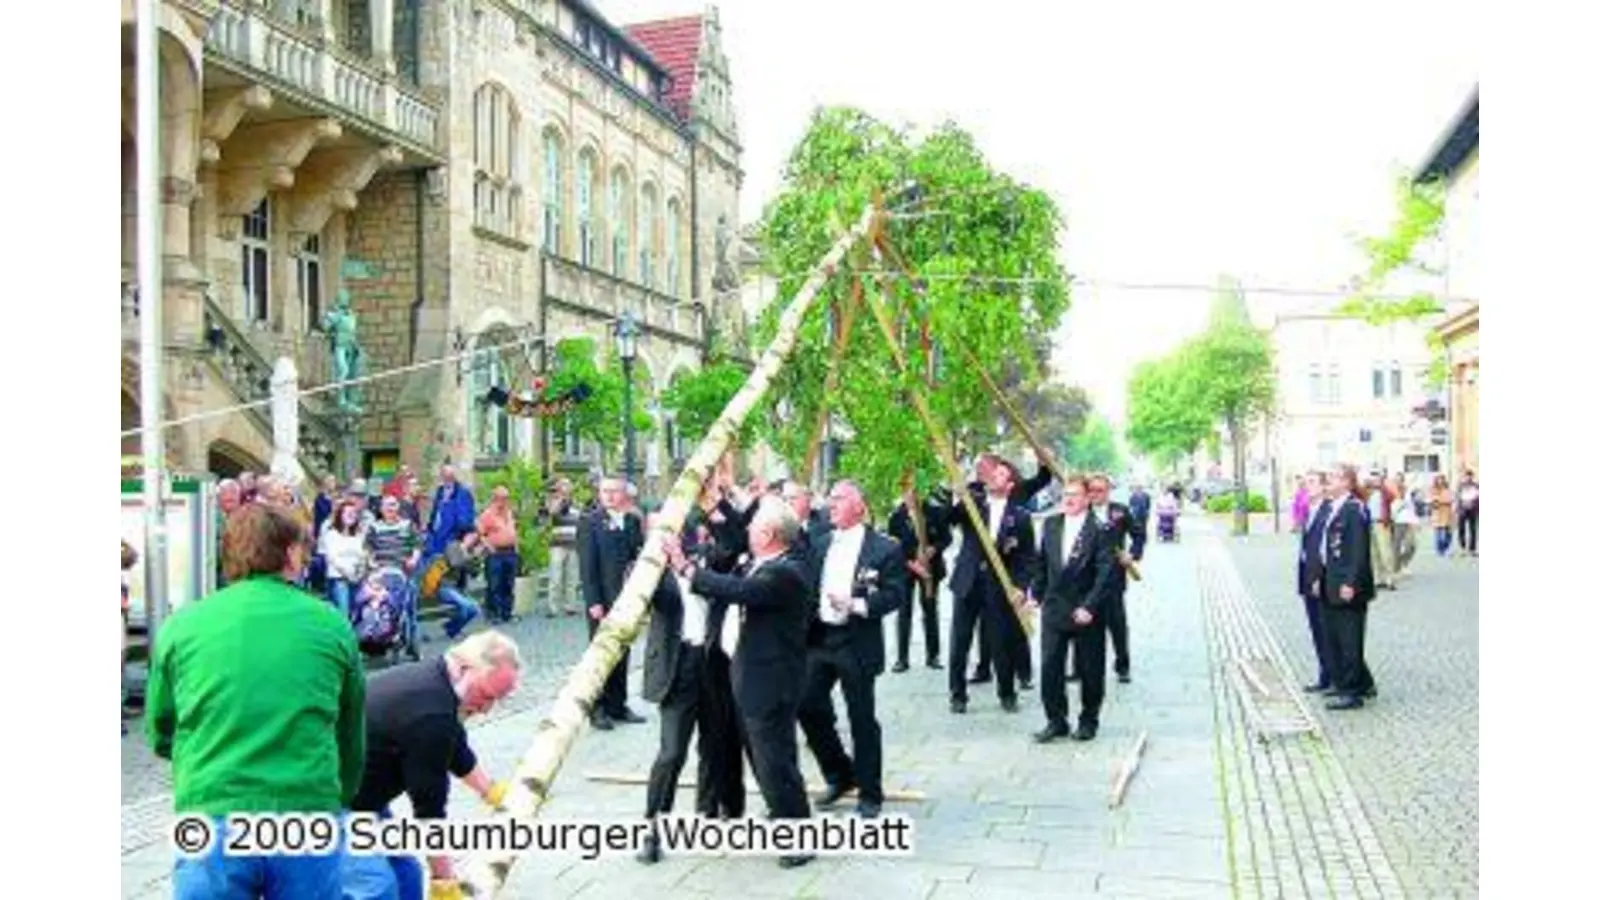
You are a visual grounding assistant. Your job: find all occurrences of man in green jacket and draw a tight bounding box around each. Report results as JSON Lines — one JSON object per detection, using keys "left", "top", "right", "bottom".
{"left": 146, "top": 504, "right": 367, "bottom": 900}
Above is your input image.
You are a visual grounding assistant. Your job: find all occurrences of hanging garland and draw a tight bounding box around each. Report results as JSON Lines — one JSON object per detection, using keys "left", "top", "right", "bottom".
{"left": 484, "top": 376, "right": 594, "bottom": 419}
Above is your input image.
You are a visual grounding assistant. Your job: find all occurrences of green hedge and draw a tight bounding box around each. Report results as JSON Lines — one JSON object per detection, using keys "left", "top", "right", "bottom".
{"left": 1205, "top": 492, "right": 1268, "bottom": 514}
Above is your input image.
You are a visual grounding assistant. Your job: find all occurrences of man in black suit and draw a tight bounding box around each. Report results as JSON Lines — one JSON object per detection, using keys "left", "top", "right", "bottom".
{"left": 967, "top": 453, "right": 1053, "bottom": 688}
{"left": 887, "top": 479, "right": 952, "bottom": 671}
{"left": 580, "top": 476, "right": 647, "bottom": 730}
{"left": 637, "top": 514, "right": 740, "bottom": 864}
{"left": 1027, "top": 474, "right": 1116, "bottom": 743}
{"left": 1087, "top": 473, "right": 1138, "bottom": 683}
{"left": 798, "top": 481, "right": 909, "bottom": 818}
{"left": 944, "top": 458, "right": 1040, "bottom": 714}
{"left": 663, "top": 496, "right": 815, "bottom": 869}
{"left": 782, "top": 481, "right": 833, "bottom": 555}
{"left": 1296, "top": 471, "right": 1336, "bottom": 693}
{"left": 1319, "top": 465, "right": 1378, "bottom": 711}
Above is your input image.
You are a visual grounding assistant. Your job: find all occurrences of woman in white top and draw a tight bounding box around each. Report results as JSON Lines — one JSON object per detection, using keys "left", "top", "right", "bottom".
{"left": 1388, "top": 473, "right": 1418, "bottom": 576}
{"left": 318, "top": 498, "right": 369, "bottom": 620}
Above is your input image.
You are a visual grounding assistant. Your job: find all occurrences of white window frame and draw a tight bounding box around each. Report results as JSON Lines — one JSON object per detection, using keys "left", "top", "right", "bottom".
{"left": 665, "top": 198, "right": 681, "bottom": 297}
{"left": 241, "top": 198, "right": 271, "bottom": 324}
{"left": 577, "top": 150, "right": 596, "bottom": 266}
{"left": 609, "top": 168, "right": 629, "bottom": 279}
{"left": 297, "top": 232, "right": 323, "bottom": 333}
{"left": 542, "top": 131, "right": 563, "bottom": 254}
{"left": 638, "top": 184, "right": 656, "bottom": 288}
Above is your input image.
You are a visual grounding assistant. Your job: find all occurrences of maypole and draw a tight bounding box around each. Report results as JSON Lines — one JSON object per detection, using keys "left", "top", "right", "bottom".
{"left": 453, "top": 203, "right": 883, "bottom": 898}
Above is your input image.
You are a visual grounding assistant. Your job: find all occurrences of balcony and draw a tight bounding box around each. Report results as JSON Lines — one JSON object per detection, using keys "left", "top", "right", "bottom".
{"left": 541, "top": 254, "right": 704, "bottom": 346}
{"left": 203, "top": 0, "right": 442, "bottom": 157}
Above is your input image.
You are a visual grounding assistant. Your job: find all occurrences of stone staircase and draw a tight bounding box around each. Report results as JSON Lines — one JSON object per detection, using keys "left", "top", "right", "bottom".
{"left": 200, "top": 293, "right": 343, "bottom": 478}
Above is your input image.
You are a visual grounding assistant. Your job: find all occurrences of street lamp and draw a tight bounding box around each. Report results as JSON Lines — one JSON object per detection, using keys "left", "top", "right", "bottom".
{"left": 614, "top": 312, "right": 641, "bottom": 486}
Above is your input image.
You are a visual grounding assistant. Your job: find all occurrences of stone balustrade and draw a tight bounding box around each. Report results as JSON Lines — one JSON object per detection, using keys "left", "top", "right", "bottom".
{"left": 542, "top": 254, "right": 703, "bottom": 345}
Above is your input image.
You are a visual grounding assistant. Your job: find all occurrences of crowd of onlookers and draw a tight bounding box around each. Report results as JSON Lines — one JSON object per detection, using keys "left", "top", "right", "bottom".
{"left": 1292, "top": 467, "right": 1479, "bottom": 588}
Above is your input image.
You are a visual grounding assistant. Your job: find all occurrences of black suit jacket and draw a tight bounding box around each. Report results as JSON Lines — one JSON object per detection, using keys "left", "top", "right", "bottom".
{"left": 1094, "top": 501, "right": 1138, "bottom": 592}
{"left": 804, "top": 528, "right": 910, "bottom": 676}
{"left": 641, "top": 573, "right": 691, "bottom": 704}
{"left": 888, "top": 499, "right": 953, "bottom": 582}
{"left": 1298, "top": 500, "right": 1333, "bottom": 598}
{"left": 945, "top": 485, "right": 1040, "bottom": 602}
{"left": 1323, "top": 496, "right": 1375, "bottom": 605}
{"left": 1029, "top": 513, "right": 1115, "bottom": 629}
{"left": 689, "top": 552, "right": 812, "bottom": 718}
{"left": 795, "top": 509, "right": 833, "bottom": 558}
{"left": 580, "top": 509, "right": 644, "bottom": 609}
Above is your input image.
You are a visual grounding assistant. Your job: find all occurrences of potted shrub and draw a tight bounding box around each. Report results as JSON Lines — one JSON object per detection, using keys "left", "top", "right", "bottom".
{"left": 477, "top": 455, "right": 551, "bottom": 617}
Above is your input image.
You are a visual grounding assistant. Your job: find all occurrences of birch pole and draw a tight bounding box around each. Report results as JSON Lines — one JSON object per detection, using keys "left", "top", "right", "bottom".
{"left": 454, "top": 204, "right": 881, "bottom": 898}
{"left": 860, "top": 277, "right": 1034, "bottom": 637}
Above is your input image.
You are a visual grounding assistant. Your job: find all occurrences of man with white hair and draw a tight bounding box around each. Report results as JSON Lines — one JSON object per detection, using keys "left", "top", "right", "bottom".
{"left": 343, "top": 630, "right": 522, "bottom": 900}
{"left": 798, "top": 480, "right": 908, "bottom": 818}
{"left": 664, "top": 495, "right": 815, "bottom": 869}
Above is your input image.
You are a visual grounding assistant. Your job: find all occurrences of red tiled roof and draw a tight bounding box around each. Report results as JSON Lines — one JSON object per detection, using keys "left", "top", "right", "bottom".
{"left": 624, "top": 15, "right": 703, "bottom": 122}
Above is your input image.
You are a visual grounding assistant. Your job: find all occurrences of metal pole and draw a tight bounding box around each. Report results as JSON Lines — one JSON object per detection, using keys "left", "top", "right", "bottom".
{"left": 137, "top": 0, "right": 171, "bottom": 638}
{"left": 622, "top": 355, "right": 636, "bottom": 486}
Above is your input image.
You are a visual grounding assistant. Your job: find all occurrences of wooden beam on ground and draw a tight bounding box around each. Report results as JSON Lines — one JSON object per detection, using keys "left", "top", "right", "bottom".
{"left": 583, "top": 771, "right": 928, "bottom": 803}
{"left": 1238, "top": 659, "right": 1272, "bottom": 699}
{"left": 1108, "top": 731, "right": 1149, "bottom": 809}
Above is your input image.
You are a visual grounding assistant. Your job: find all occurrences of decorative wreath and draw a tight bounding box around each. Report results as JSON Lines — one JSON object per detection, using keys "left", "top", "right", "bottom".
{"left": 485, "top": 377, "right": 594, "bottom": 419}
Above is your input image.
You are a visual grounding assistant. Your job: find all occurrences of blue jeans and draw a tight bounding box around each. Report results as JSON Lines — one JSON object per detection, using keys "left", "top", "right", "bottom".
{"left": 436, "top": 584, "right": 480, "bottom": 639}
{"left": 328, "top": 578, "right": 354, "bottom": 621}
{"left": 486, "top": 550, "right": 519, "bottom": 620}
{"left": 172, "top": 815, "right": 344, "bottom": 900}
{"left": 1434, "top": 526, "right": 1452, "bottom": 556}
{"left": 340, "top": 808, "right": 424, "bottom": 900}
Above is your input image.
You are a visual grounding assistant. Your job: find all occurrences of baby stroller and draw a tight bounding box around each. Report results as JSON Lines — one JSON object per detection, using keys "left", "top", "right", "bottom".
{"left": 1156, "top": 497, "right": 1180, "bottom": 543}
{"left": 353, "top": 567, "right": 421, "bottom": 664}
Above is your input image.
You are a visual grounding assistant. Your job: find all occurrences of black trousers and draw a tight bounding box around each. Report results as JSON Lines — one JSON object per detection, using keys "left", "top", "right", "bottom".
{"left": 645, "top": 646, "right": 715, "bottom": 818}
{"left": 1104, "top": 586, "right": 1130, "bottom": 676}
{"left": 1129, "top": 521, "right": 1148, "bottom": 562}
{"left": 743, "top": 697, "right": 811, "bottom": 820}
{"left": 973, "top": 599, "right": 1032, "bottom": 682}
{"left": 896, "top": 574, "right": 942, "bottom": 665}
{"left": 1041, "top": 620, "right": 1106, "bottom": 729}
{"left": 1320, "top": 600, "right": 1375, "bottom": 699}
{"left": 950, "top": 584, "right": 1026, "bottom": 702}
{"left": 797, "top": 633, "right": 884, "bottom": 804}
{"left": 1458, "top": 508, "right": 1479, "bottom": 552}
{"left": 1301, "top": 592, "right": 1333, "bottom": 687}
{"left": 587, "top": 613, "right": 631, "bottom": 717}
{"left": 700, "top": 645, "right": 747, "bottom": 817}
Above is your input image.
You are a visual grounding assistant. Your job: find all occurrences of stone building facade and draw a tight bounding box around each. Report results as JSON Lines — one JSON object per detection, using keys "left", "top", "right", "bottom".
{"left": 121, "top": 0, "right": 743, "bottom": 490}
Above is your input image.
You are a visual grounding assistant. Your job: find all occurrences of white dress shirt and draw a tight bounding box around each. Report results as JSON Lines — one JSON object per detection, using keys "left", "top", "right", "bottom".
{"left": 1058, "top": 511, "right": 1088, "bottom": 564}
{"left": 678, "top": 573, "right": 709, "bottom": 646}
{"left": 986, "top": 496, "right": 1008, "bottom": 539}
{"left": 718, "top": 551, "right": 782, "bottom": 657}
{"left": 819, "top": 525, "right": 866, "bottom": 624}
{"left": 1320, "top": 493, "right": 1349, "bottom": 563}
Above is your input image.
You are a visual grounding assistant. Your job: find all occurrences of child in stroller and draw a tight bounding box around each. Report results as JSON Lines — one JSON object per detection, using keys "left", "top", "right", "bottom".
{"left": 1156, "top": 493, "right": 1180, "bottom": 542}
{"left": 353, "top": 568, "right": 421, "bottom": 663}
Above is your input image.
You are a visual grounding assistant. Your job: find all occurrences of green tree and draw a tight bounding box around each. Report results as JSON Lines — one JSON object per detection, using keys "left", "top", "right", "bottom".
{"left": 659, "top": 360, "right": 755, "bottom": 447}
{"left": 1125, "top": 350, "right": 1211, "bottom": 468}
{"left": 1064, "top": 413, "right": 1123, "bottom": 475}
{"left": 1337, "top": 175, "right": 1451, "bottom": 384}
{"left": 1188, "top": 278, "right": 1277, "bottom": 535}
{"left": 545, "top": 337, "right": 654, "bottom": 472}
{"left": 753, "top": 107, "right": 1071, "bottom": 507}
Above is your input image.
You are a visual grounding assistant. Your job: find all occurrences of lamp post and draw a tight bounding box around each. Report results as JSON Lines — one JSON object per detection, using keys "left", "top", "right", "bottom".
{"left": 614, "top": 312, "right": 641, "bottom": 486}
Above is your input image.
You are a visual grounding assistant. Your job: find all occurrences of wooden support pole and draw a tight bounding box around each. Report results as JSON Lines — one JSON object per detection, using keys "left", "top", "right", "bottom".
{"left": 1109, "top": 731, "right": 1149, "bottom": 809}
{"left": 862, "top": 273, "right": 1034, "bottom": 636}
{"left": 583, "top": 771, "right": 928, "bottom": 803}
{"left": 800, "top": 276, "right": 863, "bottom": 485}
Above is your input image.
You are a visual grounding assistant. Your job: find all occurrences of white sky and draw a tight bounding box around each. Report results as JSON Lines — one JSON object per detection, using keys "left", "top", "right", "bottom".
{"left": 598, "top": 0, "right": 1478, "bottom": 427}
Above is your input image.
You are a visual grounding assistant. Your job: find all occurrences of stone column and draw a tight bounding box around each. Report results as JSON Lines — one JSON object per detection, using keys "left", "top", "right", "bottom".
{"left": 162, "top": 176, "right": 201, "bottom": 282}
{"left": 369, "top": 0, "right": 394, "bottom": 73}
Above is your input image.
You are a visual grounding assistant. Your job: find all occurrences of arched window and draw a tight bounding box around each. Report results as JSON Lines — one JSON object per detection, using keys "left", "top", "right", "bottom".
{"left": 608, "top": 167, "right": 631, "bottom": 279}
{"left": 542, "top": 130, "right": 564, "bottom": 254}
{"left": 472, "top": 84, "right": 520, "bottom": 236}
{"left": 576, "top": 149, "right": 597, "bottom": 266}
{"left": 638, "top": 183, "right": 657, "bottom": 289}
{"left": 665, "top": 197, "right": 682, "bottom": 298}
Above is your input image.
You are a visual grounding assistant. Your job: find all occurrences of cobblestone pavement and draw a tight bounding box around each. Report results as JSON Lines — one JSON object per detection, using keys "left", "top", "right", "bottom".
{"left": 1220, "top": 521, "right": 1479, "bottom": 899}
{"left": 122, "top": 528, "right": 1333, "bottom": 900}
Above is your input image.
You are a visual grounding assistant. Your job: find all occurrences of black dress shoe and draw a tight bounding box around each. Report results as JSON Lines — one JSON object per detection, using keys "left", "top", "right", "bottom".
{"left": 950, "top": 698, "right": 968, "bottom": 714}
{"left": 817, "top": 781, "right": 856, "bottom": 808}
{"left": 1033, "top": 723, "right": 1072, "bottom": 743}
{"left": 1325, "top": 695, "right": 1365, "bottom": 711}
{"left": 1303, "top": 682, "right": 1330, "bottom": 693}
{"left": 926, "top": 659, "right": 944, "bottom": 670}
{"left": 855, "top": 799, "right": 882, "bottom": 818}
{"left": 614, "top": 708, "right": 647, "bottom": 725}
{"left": 1000, "top": 696, "right": 1019, "bottom": 713}
{"left": 969, "top": 671, "right": 993, "bottom": 685}
{"left": 636, "top": 835, "right": 662, "bottom": 864}
{"left": 1072, "top": 724, "right": 1098, "bottom": 741}
{"left": 1019, "top": 679, "right": 1034, "bottom": 691}
{"left": 1361, "top": 686, "right": 1378, "bottom": 700}
{"left": 590, "top": 713, "right": 615, "bottom": 731}
{"left": 1116, "top": 672, "right": 1131, "bottom": 684}
{"left": 891, "top": 661, "right": 909, "bottom": 673}
{"left": 778, "top": 854, "right": 816, "bottom": 869}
